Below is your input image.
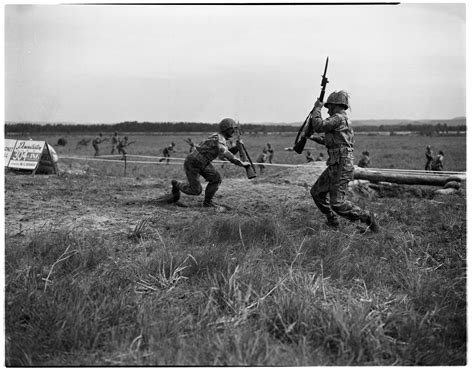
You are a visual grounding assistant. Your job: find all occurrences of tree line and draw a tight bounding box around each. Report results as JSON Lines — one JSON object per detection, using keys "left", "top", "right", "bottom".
{"left": 4, "top": 121, "right": 466, "bottom": 135}
{"left": 4, "top": 121, "right": 296, "bottom": 134}
{"left": 355, "top": 122, "right": 466, "bottom": 135}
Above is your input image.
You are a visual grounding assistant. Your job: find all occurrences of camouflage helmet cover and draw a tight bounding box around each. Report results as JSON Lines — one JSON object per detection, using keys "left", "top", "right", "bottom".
{"left": 219, "top": 118, "right": 236, "bottom": 132}
{"left": 324, "top": 90, "right": 350, "bottom": 109}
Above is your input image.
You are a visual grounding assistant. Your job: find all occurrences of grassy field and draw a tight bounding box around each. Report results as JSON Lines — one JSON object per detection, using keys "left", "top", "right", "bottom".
{"left": 8, "top": 131, "right": 465, "bottom": 176}
{"left": 4, "top": 131, "right": 466, "bottom": 366}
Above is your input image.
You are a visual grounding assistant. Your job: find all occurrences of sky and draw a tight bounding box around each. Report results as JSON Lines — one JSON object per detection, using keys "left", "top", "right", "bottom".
{"left": 3, "top": 1, "right": 468, "bottom": 124}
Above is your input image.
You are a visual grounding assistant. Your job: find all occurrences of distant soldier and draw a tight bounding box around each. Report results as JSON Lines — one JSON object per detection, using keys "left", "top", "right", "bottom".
{"left": 76, "top": 138, "right": 91, "bottom": 149}
{"left": 117, "top": 136, "right": 130, "bottom": 160}
{"left": 169, "top": 118, "right": 251, "bottom": 208}
{"left": 111, "top": 132, "right": 119, "bottom": 154}
{"left": 256, "top": 148, "right": 268, "bottom": 174}
{"left": 358, "top": 150, "right": 371, "bottom": 168}
{"left": 431, "top": 150, "right": 444, "bottom": 171}
{"left": 159, "top": 142, "right": 176, "bottom": 164}
{"left": 425, "top": 145, "right": 434, "bottom": 170}
{"left": 265, "top": 143, "right": 274, "bottom": 163}
{"left": 92, "top": 133, "right": 107, "bottom": 157}
{"left": 304, "top": 90, "right": 379, "bottom": 232}
{"left": 306, "top": 151, "right": 315, "bottom": 162}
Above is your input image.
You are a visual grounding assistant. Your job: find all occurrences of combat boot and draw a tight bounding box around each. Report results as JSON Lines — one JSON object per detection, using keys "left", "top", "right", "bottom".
{"left": 203, "top": 199, "right": 218, "bottom": 208}
{"left": 325, "top": 215, "right": 340, "bottom": 229}
{"left": 365, "top": 211, "right": 380, "bottom": 233}
{"left": 170, "top": 180, "right": 180, "bottom": 203}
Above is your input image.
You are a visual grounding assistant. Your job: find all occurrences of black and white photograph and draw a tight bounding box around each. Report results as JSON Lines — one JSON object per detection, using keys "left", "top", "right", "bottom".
{"left": 3, "top": 0, "right": 469, "bottom": 366}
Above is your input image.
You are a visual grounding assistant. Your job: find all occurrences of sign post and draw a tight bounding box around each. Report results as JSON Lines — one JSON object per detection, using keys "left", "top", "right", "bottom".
{"left": 124, "top": 155, "right": 127, "bottom": 176}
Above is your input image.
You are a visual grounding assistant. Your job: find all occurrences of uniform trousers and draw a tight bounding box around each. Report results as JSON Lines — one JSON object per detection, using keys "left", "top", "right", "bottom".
{"left": 310, "top": 150, "right": 369, "bottom": 223}
{"left": 176, "top": 152, "right": 222, "bottom": 202}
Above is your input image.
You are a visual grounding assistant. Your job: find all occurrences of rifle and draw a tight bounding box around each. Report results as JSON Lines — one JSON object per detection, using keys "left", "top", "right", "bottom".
{"left": 235, "top": 122, "right": 257, "bottom": 179}
{"left": 118, "top": 140, "right": 135, "bottom": 149}
{"left": 293, "top": 56, "right": 329, "bottom": 154}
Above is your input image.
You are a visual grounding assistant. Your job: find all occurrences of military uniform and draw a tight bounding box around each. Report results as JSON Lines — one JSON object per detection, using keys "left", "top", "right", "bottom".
{"left": 306, "top": 93, "right": 375, "bottom": 228}
{"left": 170, "top": 118, "right": 250, "bottom": 207}
{"left": 117, "top": 137, "right": 129, "bottom": 159}
{"left": 159, "top": 143, "right": 175, "bottom": 164}
{"left": 431, "top": 152, "right": 444, "bottom": 171}
{"left": 256, "top": 151, "right": 267, "bottom": 174}
{"left": 358, "top": 152, "right": 371, "bottom": 168}
{"left": 175, "top": 133, "right": 237, "bottom": 204}
{"left": 111, "top": 133, "right": 119, "bottom": 154}
{"left": 92, "top": 134, "right": 103, "bottom": 157}
{"left": 265, "top": 144, "right": 274, "bottom": 163}
{"left": 425, "top": 146, "right": 434, "bottom": 170}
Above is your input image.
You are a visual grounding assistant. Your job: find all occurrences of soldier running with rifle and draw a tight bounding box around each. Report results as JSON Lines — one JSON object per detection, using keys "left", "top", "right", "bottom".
{"left": 169, "top": 118, "right": 253, "bottom": 208}
{"left": 295, "top": 57, "right": 379, "bottom": 232}
{"left": 117, "top": 136, "right": 135, "bottom": 160}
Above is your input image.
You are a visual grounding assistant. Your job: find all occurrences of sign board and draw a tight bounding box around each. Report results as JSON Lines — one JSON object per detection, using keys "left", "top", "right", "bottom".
{"left": 8, "top": 140, "right": 46, "bottom": 170}
{"left": 4, "top": 139, "right": 58, "bottom": 174}
{"left": 4, "top": 139, "right": 17, "bottom": 166}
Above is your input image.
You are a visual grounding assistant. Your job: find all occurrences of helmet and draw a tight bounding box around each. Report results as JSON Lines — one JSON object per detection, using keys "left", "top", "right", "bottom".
{"left": 324, "top": 90, "right": 350, "bottom": 109}
{"left": 219, "top": 118, "right": 236, "bottom": 132}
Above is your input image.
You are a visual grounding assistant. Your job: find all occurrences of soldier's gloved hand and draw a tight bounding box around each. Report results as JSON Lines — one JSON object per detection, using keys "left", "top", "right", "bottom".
{"left": 314, "top": 99, "right": 324, "bottom": 109}
{"left": 237, "top": 139, "right": 244, "bottom": 145}
{"left": 241, "top": 161, "right": 251, "bottom": 168}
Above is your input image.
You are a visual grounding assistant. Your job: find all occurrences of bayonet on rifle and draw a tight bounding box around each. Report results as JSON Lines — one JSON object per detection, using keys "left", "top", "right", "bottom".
{"left": 293, "top": 56, "right": 329, "bottom": 154}
{"left": 319, "top": 56, "right": 329, "bottom": 101}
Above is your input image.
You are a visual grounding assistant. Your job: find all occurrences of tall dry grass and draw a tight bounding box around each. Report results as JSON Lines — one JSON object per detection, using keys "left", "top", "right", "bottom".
{"left": 5, "top": 182, "right": 466, "bottom": 365}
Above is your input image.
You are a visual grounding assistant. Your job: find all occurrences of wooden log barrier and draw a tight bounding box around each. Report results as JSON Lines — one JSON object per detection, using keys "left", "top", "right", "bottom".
{"left": 353, "top": 167, "right": 465, "bottom": 187}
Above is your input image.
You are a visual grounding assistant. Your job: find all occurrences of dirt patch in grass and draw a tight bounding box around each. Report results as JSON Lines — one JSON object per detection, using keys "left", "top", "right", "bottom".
{"left": 4, "top": 162, "right": 325, "bottom": 239}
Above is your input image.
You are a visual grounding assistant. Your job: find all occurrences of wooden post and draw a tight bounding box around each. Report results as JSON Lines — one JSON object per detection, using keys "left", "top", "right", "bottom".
{"left": 124, "top": 155, "right": 127, "bottom": 177}
{"left": 354, "top": 167, "right": 464, "bottom": 186}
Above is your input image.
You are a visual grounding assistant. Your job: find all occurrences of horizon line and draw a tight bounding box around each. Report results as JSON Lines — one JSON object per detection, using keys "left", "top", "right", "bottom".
{"left": 4, "top": 116, "right": 467, "bottom": 126}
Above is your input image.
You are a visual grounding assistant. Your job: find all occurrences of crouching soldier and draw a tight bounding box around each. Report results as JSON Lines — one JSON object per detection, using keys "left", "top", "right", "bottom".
{"left": 169, "top": 118, "right": 251, "bottom": 208}
{"left": 304, "top": 90, "right": 379, "bottom": 232}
